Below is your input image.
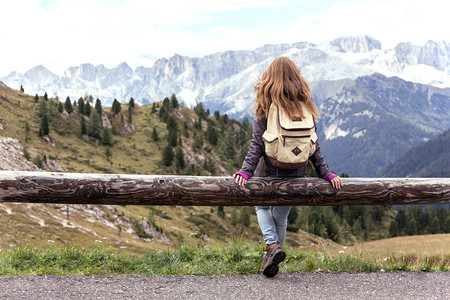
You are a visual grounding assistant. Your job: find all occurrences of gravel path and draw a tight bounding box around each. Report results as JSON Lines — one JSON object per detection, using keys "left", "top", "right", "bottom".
{"left": 0, "top": 272, "right": 448, "bottom": 300}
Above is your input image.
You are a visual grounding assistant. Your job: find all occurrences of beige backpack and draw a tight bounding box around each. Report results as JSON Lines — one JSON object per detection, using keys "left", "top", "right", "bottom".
{"left": 262, "top": 102, "right": 318, "bottom": 169}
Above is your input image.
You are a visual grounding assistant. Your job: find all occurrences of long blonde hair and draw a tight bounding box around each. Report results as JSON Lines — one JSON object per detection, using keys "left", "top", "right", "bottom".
{"left": 254, "top": 56, "right": 319, "bottom": 121}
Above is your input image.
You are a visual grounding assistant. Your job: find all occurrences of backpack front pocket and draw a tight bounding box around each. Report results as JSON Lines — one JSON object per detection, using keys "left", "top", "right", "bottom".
{"left": 278, "top": 135, "right": 311, "bottom": 163}
{"left": 262, "top": 132, "right": 279, "bottom": 160}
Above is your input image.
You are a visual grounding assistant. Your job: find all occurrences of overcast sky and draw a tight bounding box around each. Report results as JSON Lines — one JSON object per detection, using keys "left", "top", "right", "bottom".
{"left": 0, "top": 0, "right": 448, "bottom": 76}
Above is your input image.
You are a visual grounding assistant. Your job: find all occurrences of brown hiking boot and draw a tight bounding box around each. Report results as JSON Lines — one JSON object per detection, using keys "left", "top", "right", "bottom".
{"left": 259, "top": 253, "right": 268, "bottom": 273}
{"left": 262, "top": 241, "right": 286, "bottom": 277}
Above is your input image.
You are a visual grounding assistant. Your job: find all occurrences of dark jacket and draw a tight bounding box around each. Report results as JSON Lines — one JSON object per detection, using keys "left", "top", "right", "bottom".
{"left": 239, "top": 117, "right": 331, "bottom": 178}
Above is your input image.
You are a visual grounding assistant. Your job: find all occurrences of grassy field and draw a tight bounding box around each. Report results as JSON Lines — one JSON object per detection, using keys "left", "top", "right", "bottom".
{"left": 351, "top": 233, "right": 450, "bottom": 256}
{"left": 0, "top": 234, "right": 448, "bottom": 276}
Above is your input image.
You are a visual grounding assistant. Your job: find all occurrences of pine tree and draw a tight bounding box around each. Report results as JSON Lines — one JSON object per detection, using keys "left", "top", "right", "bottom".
{"left": 84, "top": 101, "right": 91, "bottom": 116}
{"left": 203, "top": 157, "right": 216, "bottom": 175}
{"left": 34, "top": 94, "right": 39, "bottom": 103}
{"left": 194, "top": 116, "right": 202, "bottom": 130}
{"left": 223, "top": 128, "right": 235, "bottom": 158}
{"left": 152, "top": 127, "right": 159, "bottom": 141}
{"left": 151, "top": 102, "right": 156, "bottom": 113}
{"left": 158, "top": 105, "right": 166, "bottom": 119}
{"left": 102, "top": 128, "right": 113, "bottom": 146}
{"left": 166, "top": 115, "right": 178, "bottom": 131}
{"left": 38, "top": 114, "right": 49, "bottom": 137}
{"left": 396, "top": 209, "right": 407, "bottom": 234}
{"left": 78, "top": 98, "right": 85, "bottom": 114}
{"left": 194, "top": 102, "right": 206, "bottom": 118}
{"left": 405, "top": 218, "right": 417, "bottom": 235}
{"left": 47, "top": 100, "right": 56, "bottom": 117}
{"left": 20, "top": 85, "right": 24, "bottom": 92}
{"left": 168, "top": 129, "right": 177, "bottom": 147}
{"left": 183, "top": 122, "right": 189, "bottom": 138}
{"left": 38, "top": 99, "right": 47, "bottom": 117}
{"left": 161, "top": 110, "right": 169, "bottom": 123}
{"left": 230, "top": 208, "right": 238, "bottom": 226}
{"left": 389, "top": 221, "right": 399, "bottom": 237}
{"left": 162, "top": 145, "right": 174, "bottom": 166}
{"left": 105, "top": 146, "right": 112, "bottom": 162}
{"left": 24, "top": 121, "right": 31, "bottom": 142}
{"left": 444, "top": 215, "right": 450, "bottom": 233}
{"left": 57, "top": 102, "right": 63, "bottom": 113}
{"left": 170, "top": 93, "right": 178, "bottom": 109}
{"left": 95, "top": 98, "right": 102, "bottom": 115}
{"left": 214, "top": 110, "right": 220, "bottom": 121}
{"left": 87, "top": 110, "right": 101, "bottom": 139}
{"left": 436, "top": 208, "right": 447, "bottom": 233}
{"left": 112, "top": 99, "right": 121, "bottom": 115}
{"left": 33, "top": 155, "right": 43, "bottom": 168}
{"left": 186, "top": 164, "right": 195, "bottom": 175}
{"left": 127, "top": 109, "right": 132, "bottom": 123}
{"left": 128, "top": 97, "right": 135, "bottom": 109}
{"left": 43, "top": 92, "right": 48, "bottom": 101}
{"left": 162, "top": 97, "right": 171, "bottom": 111}
{"left": 217, "top": 206, "right": 225, "bottom": 218}
{"left": 80, "top": 117, "right": 87, "bottom": 135}
{"left": 193, "top": 132, "right": 203, "bottom": 151}
{"left": 175, "top": 147, "right": 185, "bottom": 169}
{"left": 288, "top": 207, "right": 299, "bottom": 226}
{"left": 64, "top": 97, "right": 73, "bottom": 114}
{"left": 205, "top": 122, "right": 218, "bottom": 145}
{"left": 430, "top": 216, "right": 440, "bottom": 234}
{"left": 221, "top": 114, "right": 229, "bottom": 125}
{"left": 238, "top": 207, "right": 251, "bottom": 227}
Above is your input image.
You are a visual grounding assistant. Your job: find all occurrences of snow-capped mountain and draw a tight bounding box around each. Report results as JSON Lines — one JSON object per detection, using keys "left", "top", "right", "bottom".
{"left": 2, "top": 36, "right": 449, "bottom": 120}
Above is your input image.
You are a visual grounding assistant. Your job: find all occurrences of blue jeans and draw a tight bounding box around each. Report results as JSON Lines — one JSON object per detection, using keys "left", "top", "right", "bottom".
{"left": 255, "top": 206, "right": 291, "bottom": 247}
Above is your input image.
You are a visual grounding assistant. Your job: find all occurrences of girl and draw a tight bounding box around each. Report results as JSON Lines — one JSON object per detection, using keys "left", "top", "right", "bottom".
{"left": 233, "top": 56, "right": 343, "bottom": 277}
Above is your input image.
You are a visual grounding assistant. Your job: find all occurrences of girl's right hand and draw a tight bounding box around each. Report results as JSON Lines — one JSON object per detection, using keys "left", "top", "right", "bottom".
{"left": 330, "top": 176, "right": 343, "bottom": 190}
{"left": 233, "top": 173, "right": 248, "bottom": 186}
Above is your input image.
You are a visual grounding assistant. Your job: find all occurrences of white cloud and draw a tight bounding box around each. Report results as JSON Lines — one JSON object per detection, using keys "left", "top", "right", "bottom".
{"left": 285, "top": 0, "right": 450, "bottom": 48}
{"left": 0, "top": 0, "right": 448, "bottom": 77}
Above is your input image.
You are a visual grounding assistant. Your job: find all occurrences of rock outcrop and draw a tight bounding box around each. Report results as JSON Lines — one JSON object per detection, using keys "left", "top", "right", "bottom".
{"left": 0, "top": 137, "right": 39, "bottom": 171}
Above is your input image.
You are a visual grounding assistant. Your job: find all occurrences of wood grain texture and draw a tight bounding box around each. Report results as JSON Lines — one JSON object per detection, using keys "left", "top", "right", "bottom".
{"left": 0, "top": 171, "right": 449, "bottom": 206}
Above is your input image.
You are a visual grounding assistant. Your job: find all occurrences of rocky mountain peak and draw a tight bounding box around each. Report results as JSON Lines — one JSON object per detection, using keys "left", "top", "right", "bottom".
{"left": 24, "top": 65, "right": 57, "bottom": 82}
{"left": 1, "top": 36, "right": 449, "bottom": 116}
{"left": 330, "top": 35, "right": 382, "bottom": 53}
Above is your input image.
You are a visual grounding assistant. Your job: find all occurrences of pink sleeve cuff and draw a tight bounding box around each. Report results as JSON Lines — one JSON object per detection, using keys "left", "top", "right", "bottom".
{"left": 235, "top": 172, "right": 250, "bottom": 180}
{"left": 325, "top": 173, "right": 337, "bottom": 181}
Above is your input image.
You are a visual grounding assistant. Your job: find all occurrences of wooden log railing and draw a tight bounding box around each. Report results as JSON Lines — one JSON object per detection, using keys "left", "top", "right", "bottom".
{"left": 0, "top": 171, "right": 449, "bottom": 206}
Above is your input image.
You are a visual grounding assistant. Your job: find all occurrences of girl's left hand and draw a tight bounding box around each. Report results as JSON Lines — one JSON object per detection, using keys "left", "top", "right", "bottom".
{"left": 330, "top": 176, "right": 343, "bottom": 190}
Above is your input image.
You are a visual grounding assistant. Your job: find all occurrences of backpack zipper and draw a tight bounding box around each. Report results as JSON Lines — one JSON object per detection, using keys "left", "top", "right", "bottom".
{"left": 282, "top": 135, "right": 310, "bottom": 147}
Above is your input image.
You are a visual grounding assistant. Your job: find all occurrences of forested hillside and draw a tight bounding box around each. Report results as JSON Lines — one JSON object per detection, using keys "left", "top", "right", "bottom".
{"left": 380, "top": 129, "right": 450, "bottom": 177}
{"left": 1, "top": 82, "right": 448, "bottom": 253}
{"left": 0, "top": 81, "right": 266, "bottom": 253}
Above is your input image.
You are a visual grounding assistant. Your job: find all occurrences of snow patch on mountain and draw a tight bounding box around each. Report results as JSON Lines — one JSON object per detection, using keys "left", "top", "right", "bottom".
{"left": 324, "top": 121, "right": 350, "bottom": 140}
{"left": 177, "top": 89, "right": 199, "bottom": 108}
